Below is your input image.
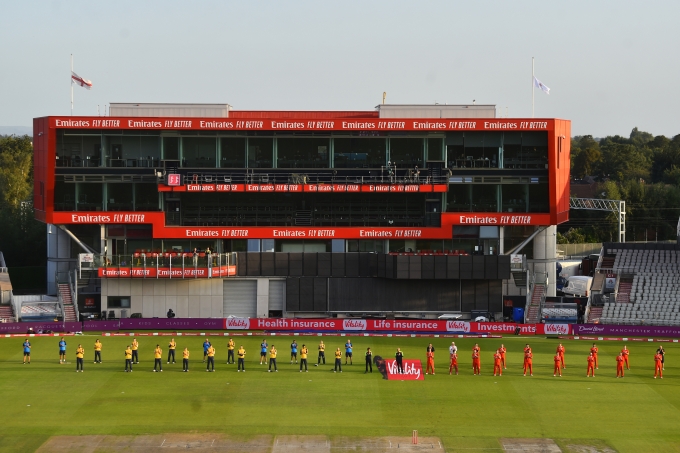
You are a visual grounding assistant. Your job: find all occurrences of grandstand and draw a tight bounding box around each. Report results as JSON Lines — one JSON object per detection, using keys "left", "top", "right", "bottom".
{"left": 594, "top": 243, "right": 680, "bottom": 326}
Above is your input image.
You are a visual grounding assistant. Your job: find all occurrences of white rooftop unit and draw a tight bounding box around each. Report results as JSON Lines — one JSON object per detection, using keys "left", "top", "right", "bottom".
{"left": 376, "top": 104, "right": 496, "bottom": 119}
{"left": 109, "top": 103, "right": 231, "bottom": 118}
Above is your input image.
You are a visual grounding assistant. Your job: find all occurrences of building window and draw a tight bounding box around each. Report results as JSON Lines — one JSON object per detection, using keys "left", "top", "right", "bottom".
{"left": 108, "top": 297, "right": 131, "bottom": 309}
{"left": 333, "top": 138, "right": 386, "bottom": 168}
{"left": 276, "top": 137, "right": 330, "bottom": 169}
{"left": 182, "top": 137, "right": 216, "bottom": 168}
{"left": 389, "top": 138, "right": 423, "bottom": 168}
{"left": 247, "top": 138, "right": 273, "bottom": 168}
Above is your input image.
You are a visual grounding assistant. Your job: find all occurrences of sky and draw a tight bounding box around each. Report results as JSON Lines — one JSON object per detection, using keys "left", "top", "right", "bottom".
{"left": 1, "top": 1, "right": 678, "bottom": 137}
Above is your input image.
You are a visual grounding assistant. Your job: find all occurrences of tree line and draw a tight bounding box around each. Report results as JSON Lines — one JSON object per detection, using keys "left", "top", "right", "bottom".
{"left": 564, "top": 128, "right": 680, "bottom": 243}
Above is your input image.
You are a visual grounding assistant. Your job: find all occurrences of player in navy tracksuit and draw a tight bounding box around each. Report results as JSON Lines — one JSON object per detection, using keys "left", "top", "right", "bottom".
{"left": 202, "top": 340, "right": 211, "bottom": 363}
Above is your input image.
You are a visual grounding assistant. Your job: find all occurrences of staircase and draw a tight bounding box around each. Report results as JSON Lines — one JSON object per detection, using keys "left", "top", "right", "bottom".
{"left": 58, "top": 283, "right": 77, "bottom": 322}
{"left": 587, "top": 305, "right": 602, "bottom": 323}
{"left": 0, "top": 304, "right": 14, "bottom": 323}
{"left": 294, "top": 210, "right": 312, "bottom": 226}
{"left": 600, "top": 255, "right": 615, "bottom": 270}
{"left": 616, "top": 279, "right": 633, "bottom": 304}
{"left": 525, "top": 283, "right": 546, "bottom": 323}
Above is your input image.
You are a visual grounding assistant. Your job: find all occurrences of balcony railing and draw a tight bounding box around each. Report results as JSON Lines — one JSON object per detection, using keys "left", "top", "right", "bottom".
{"left": 96, "top": 252, "right": 238, "bottom": 278}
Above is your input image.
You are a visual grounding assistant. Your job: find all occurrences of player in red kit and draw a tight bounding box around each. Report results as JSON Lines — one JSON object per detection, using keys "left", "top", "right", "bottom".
{"left": 586, "top": 352, "right": 595, "bottom": 377}
{"left": 556, "top": 343, "right": 566, "bottom": 369}
{"left": 590, "top": 343, "right": 599, "bottom": 369}
{"left": 493, "top": 350, "right": 502, "bottom": 376}
{"left": 622, "top": 345, "right": 630, "bottom": 370}
{"left": 472, "top": 350, "right": 481, "bottom": 375}
{"left": 654, "top": 352, "right": 663, "bottom": 379}
{"left": 523, "top": 349, "right": 533, "bottom": 376}
{"left": 553, "top": 353, "right": 562, "bottom": 377}
{"left": 425, "top": 343, "right": 435, "bottom": 375}
{"left": 499, "top": 344, "right": 507, "bottom": 369}
{"left": 616, "top": 352, "right": 625, "bottom": 378}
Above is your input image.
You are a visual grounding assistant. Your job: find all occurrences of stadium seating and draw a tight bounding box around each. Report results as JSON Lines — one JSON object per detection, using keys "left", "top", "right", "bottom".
{"left": 0, "top": 304, "right": 14, "bottom": 323}
{"left": 597, "top": 248, "right": 680, "bottom": 325}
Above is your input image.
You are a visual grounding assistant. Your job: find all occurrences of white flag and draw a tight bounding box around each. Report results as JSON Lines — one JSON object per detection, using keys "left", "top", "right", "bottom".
{"left": 533, "top": 76, "right": 550, "bottom": 94}
{"left": 71, "top": 71, "right": 93, "bottom": 90}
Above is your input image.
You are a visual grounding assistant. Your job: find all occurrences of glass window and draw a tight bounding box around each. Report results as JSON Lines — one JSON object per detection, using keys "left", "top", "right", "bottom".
{"left": 333, "top": 138, "right": 386, "bottom": 168}
{"left": 446, "top": 133, "right": 465, "bottom": 168}
{"left": 163, "top": 137, "right": 179, "bottom": 160}
{"left": 56, "top": 133, "right": 102, "bottom": 167}
{"left": 107, "top": 184, "right": 133, "bottom": 211}
{"left": 427, "top": 138, "right": 443, "bottom": 161}
{"left": 446, "top": 184, "right": 471, "bottom": 212}
{"left": 415, "top": 240, "right": 444, "bottom": 252}
{"left": 77, "top": 183, "right": 102, "bottom": 211}
{"left": 277, "top": 137, "right": 330, "bottom": 168}
{"left": 54, "top": 180, "right": 76, "bottom": 211}
{"left": 220, "top": 137, "right": 246, "bottom": 168}
{"left": 135, "top": 183, "right": 159, "bottom": 211}
{"left": 182, "top": 137, "right": 216, "bottom": 168}
{"left": 521, "top": 132, "right": 548, "bottom": 169}
{"left": 529, "top": 182, "right": 549, "bottom": 212}
{"left": 248, "top": 138, "right": 273, "bottom": 168}
{"left": 347, "top": 240, "right": 385, "bottom": 252}
{"left": 108, "top": 297, "right": 131, "bottom": 308}
{"left": 501, "top": 184, "right": 528, "bottom": 213}
{"left": 389, "top": 138, "right": 423, "bottom": 168}
{"left": 471, "top": 185, "right": 498, "bottom": 212}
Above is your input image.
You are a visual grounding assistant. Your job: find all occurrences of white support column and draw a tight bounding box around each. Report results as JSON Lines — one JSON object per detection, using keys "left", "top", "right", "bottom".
{"left": 533, "top": 225, "right": 557, "bottom": 297}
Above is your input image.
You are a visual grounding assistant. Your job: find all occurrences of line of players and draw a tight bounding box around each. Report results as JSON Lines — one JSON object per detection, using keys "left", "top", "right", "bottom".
{"left": 20, "top": 337, "right": 668, "bottom": 378}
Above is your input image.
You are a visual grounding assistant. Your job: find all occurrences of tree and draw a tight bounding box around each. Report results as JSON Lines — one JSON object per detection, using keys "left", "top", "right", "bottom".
{"left": 572, "top": 145, "right": 601, "bottom": 178}
{"left": 599, "top": 143, "right": 651, "bottom": 182}
{"left": 0, "top": 135, "right": 33, "bottom": 210}
{"left": 629, "top": 127, "right": 654, "bottom": 147}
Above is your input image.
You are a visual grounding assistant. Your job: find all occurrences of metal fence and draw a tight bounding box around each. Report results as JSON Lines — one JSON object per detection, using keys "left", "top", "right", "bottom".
{"left": 557, "top": 243, "right": 602, "bottom": 259}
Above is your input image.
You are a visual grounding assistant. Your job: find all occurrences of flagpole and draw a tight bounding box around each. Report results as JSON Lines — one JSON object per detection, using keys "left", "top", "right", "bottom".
{"left": 531, "top": 57, "right": 534, "bottom": 118}
{"left": 71, "top": 54, "right": 74, "bottom": 116}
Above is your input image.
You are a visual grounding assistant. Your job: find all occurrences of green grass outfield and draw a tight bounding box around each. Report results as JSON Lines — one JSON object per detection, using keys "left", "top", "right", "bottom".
{"left": 1, "top": 334, "right": 679, "bottom": 452}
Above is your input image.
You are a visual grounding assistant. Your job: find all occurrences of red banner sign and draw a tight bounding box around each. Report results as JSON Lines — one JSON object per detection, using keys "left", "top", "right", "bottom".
{"left": 50, "top": 116, "right": 554, "bottom": 132}
{"left": 384, "top": 359, "right": 424, "bottom": 380}
{"left": 160, "top": 183, "right": 447, "bottom": 193}
{"left": 97, "top": 266, "right": 236, "bottom": 278}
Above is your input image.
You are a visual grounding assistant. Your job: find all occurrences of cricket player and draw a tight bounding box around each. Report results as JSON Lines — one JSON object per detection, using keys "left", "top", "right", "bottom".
{"left": 206, "top": 344, "right": 216, "bottom": 372}
{"left": 317, "top": 340, "right": 326, "bottom": 365}
{"left": 237, "top": 345, "right": 246, "bottom": 372}
{"left": 300, "top": 344, "right": 309, "bottom": 372}
{"left": 167, "top": 338, "right": 176, "bottom": 364}
{"left": 587, "top": 352, "right": 596, "bottom": 377}
{"left": 493, "top": 349, "right": 502, "bottom": 376}
{"left": 58, "top": 337, "right": 67, "bottom": 363}
{"left": 553, "top": 352, "right": 562, "bottom": 377}
{"left": 131, "top": 338, "right": 139, "bottom": 364}
{"left": 425, "top": 343, "right": 435, "bottom": 375}
{"left": 622, "top": 345, "right": 630, "bottom": 370}
{"left": 590, "top": 343, "right": 599, "bottom": 369}
{"left": 345, "top": 340, "right": 353, "bottom": 365}
{"left": 472, "top": 349, "right": 481, "bottom": 375}
{"left": 449, "top": 342, "right": 458, "bottom": 375}
{"left": 524, "top": 344, "right": 532, "bottom": 356}
{"left": 124, "top": 345, "right": 133, "bottom": 372}
{"left": 182, "top": 347, "right": 190, "bottom": 372}
{"left": 334, "top": 348, "right": 343, "bottom": 373}
{"left": 557, "top": 343, "right": 566, "bottom": 369}
{"left": 291, "top": 340, "right": 298, "bottom": 364}
{"left": 268, "top": 345, "right": 277, "bottom": 372}
{"left": 656, "top": 346, "right": 665, "bottom": 370}
{"left": 523, "top": 349, "right": 533, "bottom": 376}
{"left": 654, "top": 351, "right": 663, "bottom": 378}
{"left": 22, "top": 339, "right": 31, "bottom": 364}
{"left": 227, "top": 338, "right": 235, "bottom": 364}
{"left": 473, "top": 343, "right": 481, "bottom": 355}
{"left": 259, "top": 339, "right": 268, "bottom": 365}
{"left": 395, "top": 348, "right": 404, "bottom": 374}
{"left": 94, "top": 339, "right": 102, "bottom": 363}
{"left": 203, "top": 339, "right": 212, "bottom": 363}
{"left": 365, "top": 347, "right": 372, "bottom": 373}
{"left": 153, "top": 344, "right": 163, "bottom": 372}
{"left": 499, "top": 344, "right": 507, "bottom": 369}
{"left": 75, "top": 344, "right": 84, "bottom": 372}
{"left": 616, "top": 352, "right": 625, "bottom": 378}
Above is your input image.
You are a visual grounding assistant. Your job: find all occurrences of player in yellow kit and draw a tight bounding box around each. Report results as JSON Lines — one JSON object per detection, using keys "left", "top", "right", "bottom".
{"left": 167, "top": 338, "right": 177, "bottom": 364}
{"left": 182, "top": 347, "right": 190, "bottom": 372}
{"left": 317, "top": 340, "right": 326, "bottom": 365}
{"left": 268, "top": 345, "right": 278, "bottom": 372}
{"left": 75, "top": 344, "right": 85, "bottom": 372}
{"left": 94, "top": 339, "right": 102, "bottom": 363}
{"left": 206, "top": 345, "right": 216, "bottom": 372}
{"left": 237, "top": 345, "right": 246, "bottom": 372}
{"left": 227, "top": 338, "right": 235, "bottom": 364}
{"left": 153, "top": 344, "right": 163, "bottom": 372}
{"left": 131, "top": 338, "right": 139, "bottom": 364}
{"left": 124, "top": 345, "right": 133, "bottom": 372}
{"left": 334, "top": 348, "right": 343, "bottom": 373}
{"left": 300, "top": 344, "right": 309, "bottom": 372}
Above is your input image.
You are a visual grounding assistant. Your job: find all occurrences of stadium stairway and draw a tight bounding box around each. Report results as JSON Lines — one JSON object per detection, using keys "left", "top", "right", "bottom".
{"left": 587, "top": 305, "right": 603, "bottom": 323}
{"left": 58, "top": 283, "right": 77, "bottom": 322}
{"left": 525, "top": 283, "right": 545, "bottom": 323}
{"left": 0, "top": 304, "right": 14, "bottom": 323}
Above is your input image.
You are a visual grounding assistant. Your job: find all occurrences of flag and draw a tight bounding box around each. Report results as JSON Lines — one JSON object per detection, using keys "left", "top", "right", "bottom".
{"left": 71, "top": 71, "right": 93, "bottom": 90}
{"left": 533, "top": 76, "right": 549, "bottom": 94}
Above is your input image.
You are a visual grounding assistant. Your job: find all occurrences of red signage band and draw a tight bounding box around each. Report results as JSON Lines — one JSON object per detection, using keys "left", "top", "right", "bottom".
{"left": 50, "top": 211, "right": 554, "bottom": 239}
{"left": 159, "top": 183, "right": 447, "bottom": 193}
{"left": 97, "top": 266, "right": 236, "bottom": 278}
{"left": 49, "top": 117, "right": 554, "bottom": 132}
